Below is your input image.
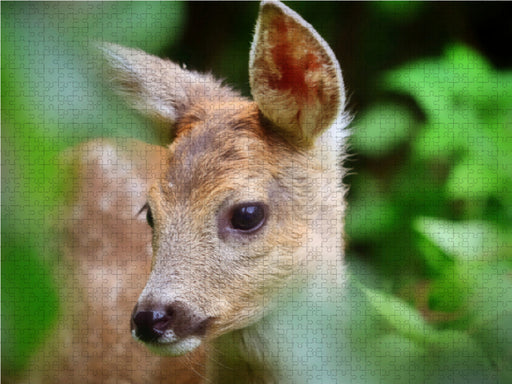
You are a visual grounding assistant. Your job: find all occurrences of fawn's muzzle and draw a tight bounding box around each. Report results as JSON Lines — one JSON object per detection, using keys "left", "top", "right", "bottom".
{"left": 131, "top": 301, "right": 212, "bottom": 345}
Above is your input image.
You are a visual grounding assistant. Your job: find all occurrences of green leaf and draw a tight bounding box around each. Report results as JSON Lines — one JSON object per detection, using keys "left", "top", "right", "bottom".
{"left": 415, "top": 232, "right": 453, "bottom": 275}
{"left": 1, "top": 236, "right": 59, "bottom": 374}
{"left": 346, "top": 173, "right": 399, "bottom": 240}
{"left": 362, "top": 286, "right": 434, "bottom": 343}
{"left": 426, "top": 330, "right": 498, "bottom": 383}
{"left": 447, "top": 156, "right": 500, "bottom": 200}
{"left": 466, "top": 262, "right": 512, "bottom": 325}
{"left": 371, "top": 1, "right": 425, "bottom": 22}
{"left": 366, "top": 334, "right": 428, "bottom": 383}
{"left": 427, "top": 265, "right": 469, "bottom": 313}
{"left": 385, "top": 45, "right": 492, "bottom": 121}
{"left": 472, "top": 311, "right": 512, "bottom": 383}
{"left": 414, "top": 217, "right": 505, "bottom": 262}
{"left": 352, "top": 103, "right": 416, "bottom": 156}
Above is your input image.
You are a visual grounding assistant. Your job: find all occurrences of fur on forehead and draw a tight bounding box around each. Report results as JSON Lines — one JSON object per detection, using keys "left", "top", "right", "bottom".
{"left": 157, "top": 100, "right": 301, "bottom": 204}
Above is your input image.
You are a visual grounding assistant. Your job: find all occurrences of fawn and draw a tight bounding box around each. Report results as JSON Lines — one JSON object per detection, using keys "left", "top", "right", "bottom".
{"left": 20, "top": 1, "right": 350, "bottom": 383}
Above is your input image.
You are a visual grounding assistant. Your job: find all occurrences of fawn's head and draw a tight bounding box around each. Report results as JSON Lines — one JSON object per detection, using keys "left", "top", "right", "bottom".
{"left": 101, "top": 0, "right": 349, "bottom": 356}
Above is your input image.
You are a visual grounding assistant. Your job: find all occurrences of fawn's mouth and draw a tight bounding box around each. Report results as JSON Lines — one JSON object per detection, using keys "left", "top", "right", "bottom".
{"left": 132, "top": 329, "right": 202, "bottom": 356}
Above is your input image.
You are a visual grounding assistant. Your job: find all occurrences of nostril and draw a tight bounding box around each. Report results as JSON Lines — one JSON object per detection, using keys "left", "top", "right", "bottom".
{"left": 131, "top": 302, "right": 212, "bottom": 343}
{"left": 132, "top": 309, "right": 171, "bottom": 342}
{"left": 152, "top": 310, "right": 171, "bottom": 332}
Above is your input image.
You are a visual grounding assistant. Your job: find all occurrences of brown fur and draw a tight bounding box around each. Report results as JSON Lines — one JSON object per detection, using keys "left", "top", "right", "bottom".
{"left": 18, "top": 1, "right": 350, "bottom": 383}
{"left": 18, "top": 140, "right": 206, "bottom": 383}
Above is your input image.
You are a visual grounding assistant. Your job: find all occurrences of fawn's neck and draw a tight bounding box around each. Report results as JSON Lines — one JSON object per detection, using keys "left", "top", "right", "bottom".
{"left": 207, "top": 270, "right": 344, "bottom": 384}
{"left": 208, "top": 322, "right": 276, "bottom": 384}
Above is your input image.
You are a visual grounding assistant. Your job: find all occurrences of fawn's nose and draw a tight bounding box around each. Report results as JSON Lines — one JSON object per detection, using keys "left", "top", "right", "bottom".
{"left": 131, "top": 308, "right": 170, "bottom": 342}
{"left": 131, "top": 301, "right": 211, "bottom": 343}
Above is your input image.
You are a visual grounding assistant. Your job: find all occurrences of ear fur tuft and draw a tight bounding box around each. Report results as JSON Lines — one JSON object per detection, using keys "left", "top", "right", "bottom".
{"left": 99, "top": 43, "right": 237, "bottom": 127}
{"left": 249, "top": 0, "right": 347, "bottom": 148}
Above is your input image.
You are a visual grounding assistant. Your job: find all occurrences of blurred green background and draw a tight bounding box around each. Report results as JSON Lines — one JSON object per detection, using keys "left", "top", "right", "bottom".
{"left": 2, "top": 1, "right": 511, "bottom": 382}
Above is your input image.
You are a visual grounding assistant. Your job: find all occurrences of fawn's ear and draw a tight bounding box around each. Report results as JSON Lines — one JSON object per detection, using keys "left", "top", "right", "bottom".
{"left": 249, "top": 0, "right": 346, "bottom": 148}
{"left": 100, "top": 43, "right": 230, "bottom": 126}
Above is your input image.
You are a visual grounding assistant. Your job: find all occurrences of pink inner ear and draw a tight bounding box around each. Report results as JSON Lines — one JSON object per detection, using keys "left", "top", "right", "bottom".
{"left": 268, "top": 17, "right": 324, "bottom": 106}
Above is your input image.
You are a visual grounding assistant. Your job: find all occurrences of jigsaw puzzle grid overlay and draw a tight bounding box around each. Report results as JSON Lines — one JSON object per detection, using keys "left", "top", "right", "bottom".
{"left": 3, "top": 2, "right": 511, "bottom": 383}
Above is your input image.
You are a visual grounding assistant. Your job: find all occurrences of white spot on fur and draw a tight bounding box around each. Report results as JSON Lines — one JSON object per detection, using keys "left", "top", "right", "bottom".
{"left": 159, "top": 329, "right": 178, "bottom": 343}
{"left": 149, "top": 336, "right": 202, "bottom": 357}
{"left": 100, "top": 196, "right": 112, "bottom": 212}
{"left": 131, "top": 329, "right": 201, "bottom": 357}
{"left": 97, "top": 143, "right": 116, "bottom": 172}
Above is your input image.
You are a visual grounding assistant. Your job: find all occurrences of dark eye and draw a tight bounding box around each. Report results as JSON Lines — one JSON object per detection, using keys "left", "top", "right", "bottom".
{"left": 230, "top": 203, "right": 266, "bottom": 232}
{"left": 146, "top": 206, "right": 154, "bottom": 228}
{"left": 139, "top": 203, "right": 154, "bottom": 229}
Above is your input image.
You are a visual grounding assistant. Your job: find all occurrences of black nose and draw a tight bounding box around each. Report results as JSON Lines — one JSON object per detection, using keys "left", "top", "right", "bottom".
{"left": 131, "top": 301, "right": 212, "bottom": 343}
{"left": 131, "top": 307, "right": 173, "bottom": 343}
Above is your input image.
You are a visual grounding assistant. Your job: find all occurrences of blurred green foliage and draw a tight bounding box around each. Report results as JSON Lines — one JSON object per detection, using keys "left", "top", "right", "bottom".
{"left": 346, "top": 44, "right": 512, "bottom": 382}
{"left": 2, "top": 1, "right": 511, "bottom": 382}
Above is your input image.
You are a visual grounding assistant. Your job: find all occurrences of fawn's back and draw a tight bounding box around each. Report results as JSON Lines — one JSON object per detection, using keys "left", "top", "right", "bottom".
{"left": 19, "top": 1, "right": 350, "bottom": 383}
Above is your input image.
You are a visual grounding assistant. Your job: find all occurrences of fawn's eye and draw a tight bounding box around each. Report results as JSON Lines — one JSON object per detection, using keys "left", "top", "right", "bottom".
{"left": 139, "top": 203, "right": 154, "bottom": 229}
{"left": 146, "top": 206, "right": 154, "bottom": 228}
{"left": 229, "top": 203, "right": 267, "bottom": 232}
